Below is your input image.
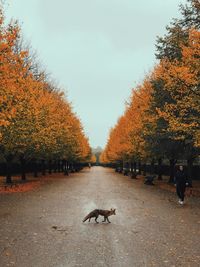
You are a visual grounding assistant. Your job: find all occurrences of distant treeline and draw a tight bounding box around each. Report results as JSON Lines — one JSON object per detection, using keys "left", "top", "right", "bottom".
{"left": 100, "top": 162, "right": 200, "bottom": 182}
{"left": 0, "top": 159, "right": 87, "bottom": 177}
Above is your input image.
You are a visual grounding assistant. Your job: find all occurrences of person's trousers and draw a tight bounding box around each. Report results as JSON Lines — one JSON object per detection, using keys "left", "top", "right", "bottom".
{"left": 176, "top": 184, "right": 186, "bottom": 201}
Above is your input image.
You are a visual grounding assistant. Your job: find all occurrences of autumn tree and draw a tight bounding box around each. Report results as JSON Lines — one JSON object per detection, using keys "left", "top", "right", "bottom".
{"left": 153, "top": 29, "right": 200, "bottom": 182}
{"left": 102, "top": 76, "right": 153, "bottom": 177}
{"left": 149, "top": 0, "right": 200, "bottom": 182}
{"left": 103, "top": 1, "right": 199, "bottom": 183}
{"left": 0, "top": 8, "right": 91, "bottom": 183}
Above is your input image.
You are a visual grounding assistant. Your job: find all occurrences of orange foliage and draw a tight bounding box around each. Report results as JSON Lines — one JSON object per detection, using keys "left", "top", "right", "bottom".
{"left": 154, "top": 29, "right": 200, "bottom": 147}
{"left": 102, "top": 29, "right": 199, "bottom": 164}
{"left": 102, "top": 77, "right": 153, "bottom": 164}
{"left": 0, "top": 9, "right": 91, "bottom": 163}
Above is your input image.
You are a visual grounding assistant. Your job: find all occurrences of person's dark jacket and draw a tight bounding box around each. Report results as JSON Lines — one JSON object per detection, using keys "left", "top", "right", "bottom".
{"left": 174, "top": 169, "right": 188, "bottom": 186}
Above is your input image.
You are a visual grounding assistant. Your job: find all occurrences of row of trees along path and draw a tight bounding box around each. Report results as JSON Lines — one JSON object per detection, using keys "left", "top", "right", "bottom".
{"left": 0, "top": 8, "right": 92, "bottom": 184}
{"left": 101, "top": 0, "right": 200, "bottom": 184}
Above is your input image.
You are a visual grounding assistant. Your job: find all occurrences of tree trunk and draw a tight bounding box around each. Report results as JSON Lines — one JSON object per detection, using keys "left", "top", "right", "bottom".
{"left": 133, "top": 161, "right": 137, "bottom": 173}
{"left": 157, "top": 158, "right": 163, "bottom": 180}
{"left": 71, "top": 163, "right": 75, "bottom": 173}
{"left": 129, "top": 161, "right": 133, "bottom": 178}
{"left": 118, "top": 161, "right": 123, "bottom": 173}
{"left": 64, "top": 160, "right": 68, "bottom": 175}
{"left": 168, "top": 159, "right": 176, "bottom": 183}
{"left": 143, "top": 163, "right": 146, "bottom": 176}
{"left": 68, "top": 162, "right": 71, "bottom": 172}
{"left": 57, "top": 160, "right": 61, "bottom": 172}
{"left": 121, "top": 161, "right": 123, "bottom": 173}
{"left": 131, "top": 161, "right": 137, "bottom": 179}
{"left": 187, "top": 158, "right": 193, "bottom": 187}
{"left": 53, "top": 160, "right": 57, "bottom": 173}
{"left": 138, "top": 160, "right": 141, "bottom": 175}
{"left": 41, "top": 159, "right": 46, "bottom": 176}
{"left": 20, "top": 156, "right": 26, "bottom": 181}
{"left": 150, "top": 159, "right": 155, "bottom": 174}
{"left": 48, "top": 159, "right": 52, "bottom": 174}
{"left": 32, "top": 158, "right": 38, "bottom": 177}
{"left": 5, "top": 155, "right": 13, "bottom": 184}
{"left": 61, "top": 159, "right": 65, "bottom": 172}
{"left": 74, "top": 163, "right": 77, "bottom": 172}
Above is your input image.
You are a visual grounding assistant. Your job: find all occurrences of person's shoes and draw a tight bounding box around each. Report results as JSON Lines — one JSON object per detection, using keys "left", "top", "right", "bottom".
{"left": 179, "top": 200, "right": 184, "bottom": 205}
{"left": 178, "top": 199, "right": 182, "bottom": 204}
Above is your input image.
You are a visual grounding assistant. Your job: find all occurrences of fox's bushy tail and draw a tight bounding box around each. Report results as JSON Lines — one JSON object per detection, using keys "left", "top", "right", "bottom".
{"left": 82, "top": 213, "right": 90, "bottom": 222}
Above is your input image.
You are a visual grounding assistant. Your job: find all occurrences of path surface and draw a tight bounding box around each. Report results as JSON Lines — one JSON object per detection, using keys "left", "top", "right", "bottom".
{"left": 0, "top": 167, "right": 200, "bottom": 267}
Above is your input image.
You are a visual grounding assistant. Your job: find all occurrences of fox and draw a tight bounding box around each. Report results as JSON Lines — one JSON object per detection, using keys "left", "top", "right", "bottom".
{"left": 82, "top": 208, "right": 116, "bottom": 223}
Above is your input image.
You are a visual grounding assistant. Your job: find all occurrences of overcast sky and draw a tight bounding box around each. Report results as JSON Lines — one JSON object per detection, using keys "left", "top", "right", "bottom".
{"left": 5, "top": 0, "right": 186, "bottom": 148}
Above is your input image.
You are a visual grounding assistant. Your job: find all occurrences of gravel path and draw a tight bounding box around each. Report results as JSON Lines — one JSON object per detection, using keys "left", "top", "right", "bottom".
{"left": 0, "top": 166, "right": 200, "bottom": 267}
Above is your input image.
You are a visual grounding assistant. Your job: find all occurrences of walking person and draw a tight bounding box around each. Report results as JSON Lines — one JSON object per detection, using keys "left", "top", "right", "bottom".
{"left": 174, "top": 165, "right": 188, "bottom": 205}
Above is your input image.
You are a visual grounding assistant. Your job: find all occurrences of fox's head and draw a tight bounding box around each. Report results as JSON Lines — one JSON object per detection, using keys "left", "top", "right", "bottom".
{"left": 110, "top": 208, "right": 116, "bottom": 215}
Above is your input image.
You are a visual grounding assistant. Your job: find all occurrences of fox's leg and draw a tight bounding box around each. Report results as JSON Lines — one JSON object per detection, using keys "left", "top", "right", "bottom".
{"left": 95, "top": 215, "right": 99, "bottom": 223}
{"left": 107, "top": 217, "right": 111, "bottom": 223}
{"left": 102, "top": 216, "right": 106, "bottom": 222}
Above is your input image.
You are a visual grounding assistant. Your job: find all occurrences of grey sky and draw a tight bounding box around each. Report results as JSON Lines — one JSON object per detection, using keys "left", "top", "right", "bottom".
{"left": 6, "top": 0, "right": 186, "bottom": 148}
